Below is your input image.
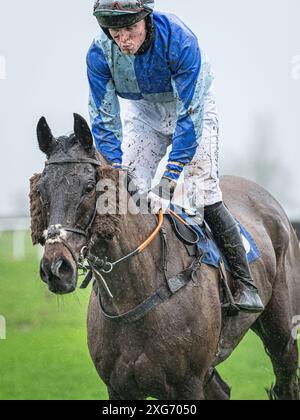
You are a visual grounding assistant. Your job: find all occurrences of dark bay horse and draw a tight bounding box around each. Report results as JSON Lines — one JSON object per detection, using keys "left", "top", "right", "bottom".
{"left": 30, "top": 114, "right": 300, "bottom": 400}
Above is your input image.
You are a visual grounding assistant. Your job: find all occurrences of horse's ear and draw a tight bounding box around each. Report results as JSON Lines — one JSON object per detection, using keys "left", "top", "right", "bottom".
{"left": 37, "top": 117, "right": 56, "bottom": 158}
{"left": 73, "top": 113, "right": 94, "bottom": 153}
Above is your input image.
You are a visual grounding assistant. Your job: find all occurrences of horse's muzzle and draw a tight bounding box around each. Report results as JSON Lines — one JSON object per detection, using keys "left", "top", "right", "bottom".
{"left": 40, "top": 254, "right": 77, "bottom": 295}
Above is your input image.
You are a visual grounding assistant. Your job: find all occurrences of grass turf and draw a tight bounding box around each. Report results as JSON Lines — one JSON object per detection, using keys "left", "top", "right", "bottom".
{"left": 0, "top": 231, "right": 294, "bottom": 400}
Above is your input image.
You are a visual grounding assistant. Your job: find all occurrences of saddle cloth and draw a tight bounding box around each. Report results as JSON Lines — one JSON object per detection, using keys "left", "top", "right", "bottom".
{"left": 168, "top": 204, "right": 261, "bottom": 271}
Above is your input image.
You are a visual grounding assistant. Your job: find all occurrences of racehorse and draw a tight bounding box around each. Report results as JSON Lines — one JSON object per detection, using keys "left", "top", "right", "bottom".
{"left": 30, "top": 114, "right": 300, "bottom": 400}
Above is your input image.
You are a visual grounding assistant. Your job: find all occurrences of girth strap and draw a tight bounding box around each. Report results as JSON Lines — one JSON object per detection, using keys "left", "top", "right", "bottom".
{"left": 97, "top": 286, "right": 172, "bottom": 324}
{"left": 95, "top": 250, "right": 204, "bottom": 324}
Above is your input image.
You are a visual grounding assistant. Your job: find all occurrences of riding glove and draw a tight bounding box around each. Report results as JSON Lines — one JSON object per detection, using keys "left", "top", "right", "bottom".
{"left": 148, "top": 177, "right": 177, "bottom": 213}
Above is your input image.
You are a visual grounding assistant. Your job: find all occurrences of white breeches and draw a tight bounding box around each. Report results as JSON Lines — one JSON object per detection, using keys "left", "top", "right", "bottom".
{"left": 122, "top": 84, "right": 223, "bottom": 210}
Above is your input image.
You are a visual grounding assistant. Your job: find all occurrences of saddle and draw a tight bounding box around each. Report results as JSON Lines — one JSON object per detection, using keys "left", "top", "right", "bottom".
{"left": 168, "top": 204, "right": 260, "bottom": 264}
{"left": 166, "top": 204, "right": 261, "bottom": 316}
{"left": 87, "top": 204, "right": 261, "bottom": 322}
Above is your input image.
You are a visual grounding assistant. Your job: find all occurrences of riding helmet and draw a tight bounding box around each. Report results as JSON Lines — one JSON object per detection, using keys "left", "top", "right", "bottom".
{"left": 93, "top": 0, "right": 155, "bottom": 29}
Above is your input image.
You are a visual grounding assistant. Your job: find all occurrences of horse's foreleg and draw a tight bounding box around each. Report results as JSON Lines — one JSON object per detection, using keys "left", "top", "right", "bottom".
{"left": 204, "top": 369, "right": 231, "bottom": 400}
{"left": 169, "top": 377, "right": 206, "bottom": 400}
{"left": 107, "top": 386, "right": 124, "bottom": 400}
{"left": 107, "top": 385, "right": 145, "bottom": 401}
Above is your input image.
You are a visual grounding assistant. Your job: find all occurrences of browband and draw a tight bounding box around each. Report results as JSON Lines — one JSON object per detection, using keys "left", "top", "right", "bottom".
{"left": 45, "top": 158, "right": 101, "bottom": 166}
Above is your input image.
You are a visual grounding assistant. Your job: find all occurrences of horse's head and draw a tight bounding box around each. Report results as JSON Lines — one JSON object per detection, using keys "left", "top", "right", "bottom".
{"left": 31, "top": 114, "right": 100, "bottom": 294}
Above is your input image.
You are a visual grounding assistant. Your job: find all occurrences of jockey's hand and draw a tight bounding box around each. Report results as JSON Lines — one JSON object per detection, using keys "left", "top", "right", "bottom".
{"left": 148, "top": 177, "right": 177, "bottom": 214}
{"left": 111, "top": 163, "right": 139, "bottom": 193}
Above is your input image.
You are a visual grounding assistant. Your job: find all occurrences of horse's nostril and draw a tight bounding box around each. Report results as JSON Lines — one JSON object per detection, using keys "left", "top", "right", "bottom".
{"left": 56, "top": 258, "right": 74, "bottom": 278}
{"left": 40, "top": 260, "right": 49, "bottom": 284}
{"left": 40, "top": 257, "right": 74, "bottom": 283}
{"left": 47, "top": 257, "right": 75, "bottom": 282}
{"left": 40, "top": 255, "right": 76, "bottom": 295}
{"left": 51, "top": 259, "right": 63, "bottom": 277}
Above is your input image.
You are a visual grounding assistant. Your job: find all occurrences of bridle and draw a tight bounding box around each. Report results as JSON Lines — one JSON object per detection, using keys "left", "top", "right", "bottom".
{"left": 42, "top": 157, "right": 101, "bottom": 266}
{"left": 41, "top": 157, "right": 203, "bottom": 322}
{"left": 41, "top": 156, "right": 165, "bottom": 294}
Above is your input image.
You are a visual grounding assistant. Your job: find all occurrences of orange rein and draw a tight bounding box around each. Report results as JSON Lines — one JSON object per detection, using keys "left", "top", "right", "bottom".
{"left": 137, "top": 208, "right": 189, "bottom": 254}
{"left": 138, "top": 209, "right": 164, "bottom": 253}
{"left": 80, "top": 207, "right": 191, "bottom": 283}
{"left": 166, "top": 208, "right": 189, "bottom": 226}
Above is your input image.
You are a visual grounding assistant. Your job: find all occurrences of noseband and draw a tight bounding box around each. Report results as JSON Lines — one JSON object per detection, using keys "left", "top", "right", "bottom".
{"left": 42, "top": 157, "right": 101, "bottom": 265}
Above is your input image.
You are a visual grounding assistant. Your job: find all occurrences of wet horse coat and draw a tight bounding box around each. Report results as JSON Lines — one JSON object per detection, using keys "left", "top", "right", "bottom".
{"left": 87, "top": 175, "right": 300, "bottom": 400}
{"left": 31, "top": 116, "right": 300, "bottom": 400}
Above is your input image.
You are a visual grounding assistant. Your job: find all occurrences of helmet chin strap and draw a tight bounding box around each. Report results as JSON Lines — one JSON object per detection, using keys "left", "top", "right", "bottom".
{"left": 100, "top": 26, "right": 114, "bottom": 40}
{"left": 135, "top": 13, "right": 155, "bottom": 55}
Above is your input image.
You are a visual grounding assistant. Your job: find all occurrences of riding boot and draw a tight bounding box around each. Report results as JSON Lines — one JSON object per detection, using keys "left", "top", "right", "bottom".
{"left": 204, "top": 202, "right": 264, "bottom": 314}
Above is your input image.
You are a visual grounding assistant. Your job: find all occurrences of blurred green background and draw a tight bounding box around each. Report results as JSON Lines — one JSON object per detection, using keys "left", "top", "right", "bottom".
{"left": 0, "top": 231, "right": 297, "bottom": 400}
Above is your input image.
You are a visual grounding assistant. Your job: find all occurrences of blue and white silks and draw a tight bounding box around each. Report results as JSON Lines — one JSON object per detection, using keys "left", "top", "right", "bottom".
{"left": 87, "top": 11, "right": 214, "bottom": 182}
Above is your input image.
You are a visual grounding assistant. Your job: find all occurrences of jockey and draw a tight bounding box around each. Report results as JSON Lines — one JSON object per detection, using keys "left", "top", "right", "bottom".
{"left": 87, "top": 0, "right": 264, "bottom": 313}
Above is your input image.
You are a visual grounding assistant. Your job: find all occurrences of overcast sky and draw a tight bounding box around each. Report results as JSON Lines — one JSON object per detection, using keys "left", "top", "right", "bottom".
{"left": 0, "top": 0, "right": 299, "bottom": 218}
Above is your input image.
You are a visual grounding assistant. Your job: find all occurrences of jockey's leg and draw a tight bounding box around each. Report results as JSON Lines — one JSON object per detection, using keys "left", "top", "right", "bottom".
{"left": 183, "top": 83, "right": 222, "bottom": 214}
{"left": 204, "top": 202, "right": 264, "bottom": 313}
{"left": 122, "top": 100, "right": 172, "bottom": 194}
{"left": 184, "top": 86, "right": 264, "bottom": 314}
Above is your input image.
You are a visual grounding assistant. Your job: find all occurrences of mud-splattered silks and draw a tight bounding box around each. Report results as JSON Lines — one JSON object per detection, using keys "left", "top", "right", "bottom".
{"left": 87, "top": 11, "right": 222, "bottom": 207}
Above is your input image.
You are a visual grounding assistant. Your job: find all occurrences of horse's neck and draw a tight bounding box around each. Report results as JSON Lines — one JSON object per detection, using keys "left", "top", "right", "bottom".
{"left": 93, "top": 212, "right": 163, "bottom": 316}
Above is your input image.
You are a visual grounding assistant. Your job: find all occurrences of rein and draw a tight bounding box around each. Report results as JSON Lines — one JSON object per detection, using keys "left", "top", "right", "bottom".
{"left": 78, "top": 210, "right": 164, "bottom": 297}
{"left": 79, "top": 208, "right": 203, "bottom": 323}
{"left": 42, "top": 156, "right": 202, "bottom": 322}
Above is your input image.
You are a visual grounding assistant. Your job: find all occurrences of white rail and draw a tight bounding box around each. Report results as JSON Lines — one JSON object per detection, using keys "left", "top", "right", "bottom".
{"left": 0, "top": 216, "right": 30, "bottom": 231}
{"left": 0, "top": 217, "right": 299, "bottom": 262}
{"left": 0, "top": 216, "right": 42, "bottom": 261}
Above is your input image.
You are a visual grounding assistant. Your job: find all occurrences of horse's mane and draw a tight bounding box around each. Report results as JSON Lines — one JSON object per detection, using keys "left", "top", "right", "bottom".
{"left": 30, "top": 173, "right": 47, "bottom": 245}
{"left": 29, "top": 161, "right": 122, "bottom": 245}
{"left": 91, "top": 165, "right": 122, "bottom": 241}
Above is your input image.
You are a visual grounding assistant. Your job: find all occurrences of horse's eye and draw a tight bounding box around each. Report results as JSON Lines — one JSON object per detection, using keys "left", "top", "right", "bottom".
{"left": 85, "top": 183, "right": 95, "bottom": 194}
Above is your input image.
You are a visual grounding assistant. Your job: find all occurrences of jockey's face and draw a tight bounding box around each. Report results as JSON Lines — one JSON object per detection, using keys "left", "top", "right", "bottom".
{"left": 109, "top": 19, "right": 146, "bottom": 55}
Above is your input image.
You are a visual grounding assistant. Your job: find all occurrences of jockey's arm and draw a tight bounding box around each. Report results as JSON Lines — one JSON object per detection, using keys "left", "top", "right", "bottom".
{"left": 87, "top": 41, "right": 123, "bottom": 165}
